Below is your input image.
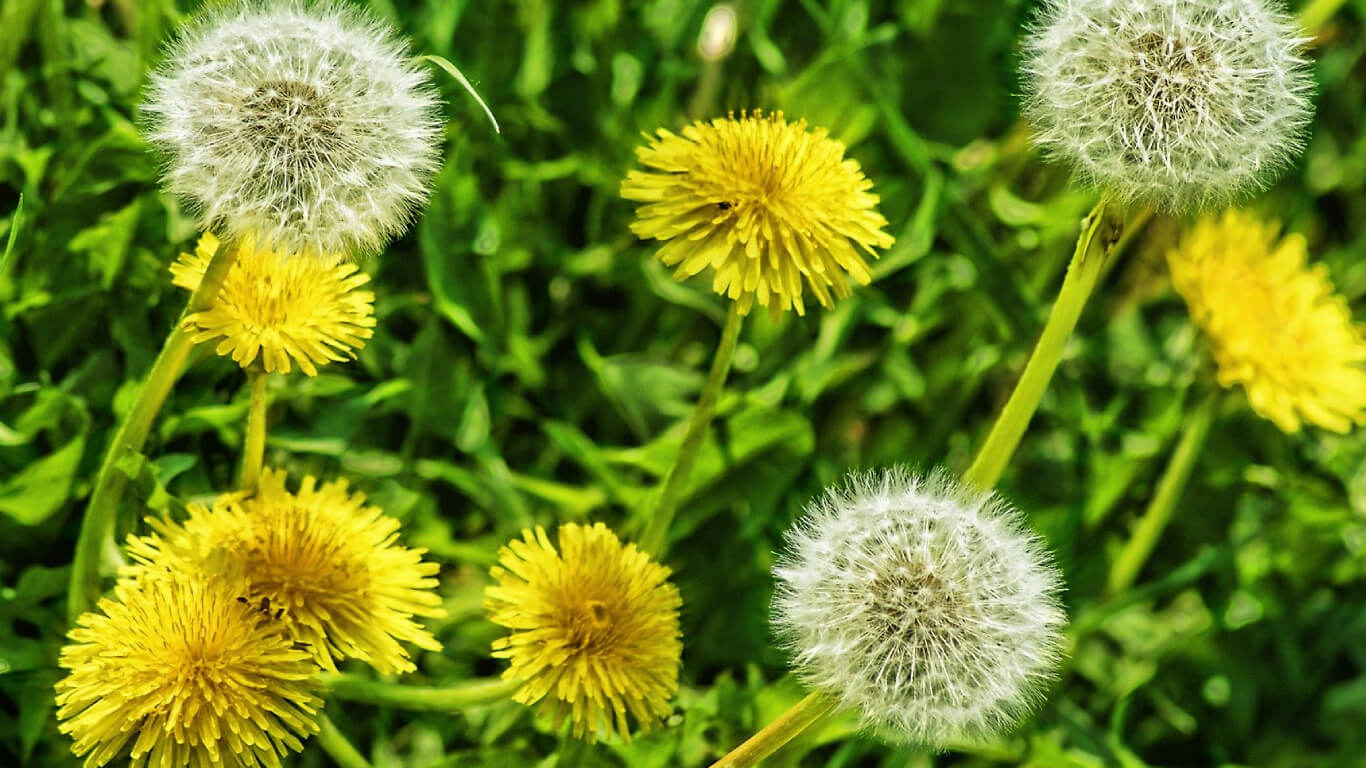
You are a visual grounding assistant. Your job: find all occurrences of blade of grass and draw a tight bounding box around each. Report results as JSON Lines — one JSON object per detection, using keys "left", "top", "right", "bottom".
{"left": 418, "top": 54, "right": 500, "bottom": 134}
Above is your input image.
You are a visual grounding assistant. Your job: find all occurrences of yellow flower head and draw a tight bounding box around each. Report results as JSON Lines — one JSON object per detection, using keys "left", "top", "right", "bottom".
{"left": 621, "top": 110, "right": 895, "bottom": 316}
{"left": 126, "top": 468, "right": 445, "bottom": 676}
{"left": 485, "top": 522, "right": 683, "bottom": 742}
{"left": 56, "top": 567, "right": 322, "bottom": 768}
{"left": 1169, "top": 209, "right": 1366, "bottom": 433}
{"left": 171, "top": 233, "right": 376, "bottom": 376}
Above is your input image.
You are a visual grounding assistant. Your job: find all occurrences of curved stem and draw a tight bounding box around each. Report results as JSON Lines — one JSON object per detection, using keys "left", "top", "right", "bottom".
{"left": 1106, "top": 391, "right": 1218, "bottom": 596}
{"left": 639, "top": 302, "right": 744, "bottom": 558}
{"left": 963, "top": 195, "right": 1124, "bottom": 491}
{"left": 239, "top": 366, "right": 269, "bottom": 489}
{"left": 68, "top": 237, "right": 239, "bottom": 622}
{"left": 557, "top": 734, "right": 591, "bottom": 766}
{"left": 315, "top": 712, "right": 372, "bottom": 768}
{"left": 319, "top": 673, "right": 520, "bottom": 711}
{"left": 710, "top": 691, "right": 837, "bottom": 768}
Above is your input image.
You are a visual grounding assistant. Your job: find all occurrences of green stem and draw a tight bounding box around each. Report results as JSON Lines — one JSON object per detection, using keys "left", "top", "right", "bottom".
{"left": 1299, "top": 0, "right": 1350, "bottom": 34}
{"left": 557, "top": 734, "right": 591, "bottom": 766}
{"left": 1105, "top": 391, "right": 1218, "bottom": 596}
{"left": 962, "top": 195, "right": 1124, "bottom": 491}
{"left": 710, "top": 691, "right": 837, "bottom": 768}
{"left": 239, "top": 366, "right": 268, "bottom": 489}
{"left": 319, "top": 673, "right": 521, "bottom": 711}
{"left": 639, "top": 301, "right": 745, "bottom": 558}
{"left": 68, "top": 237, "right": 239, "bottom": 622}
{"left": 315, "top": 712, "right": 372, "bottom": 768}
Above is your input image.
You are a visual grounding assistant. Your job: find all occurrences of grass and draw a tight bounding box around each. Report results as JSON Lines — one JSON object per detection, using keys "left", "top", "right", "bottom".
{"left": 3, "top": 0, "right": 1366, "bottom": 766}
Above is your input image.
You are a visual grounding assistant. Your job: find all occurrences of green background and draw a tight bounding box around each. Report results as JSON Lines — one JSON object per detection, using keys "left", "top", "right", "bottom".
{"left": 3, "top": 0, "right": 1366, "bottom": 765}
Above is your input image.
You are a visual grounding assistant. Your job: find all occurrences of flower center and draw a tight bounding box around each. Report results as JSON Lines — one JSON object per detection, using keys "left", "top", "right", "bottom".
{"left": 565, "top": 599, "right": 614, "bottom": 651}
{"left": 240, "top": 80, "right": 340, "bottom": 161}
{"left": 864, "top": 555, "right": 978, "bottom": 649}
{"left": 236, "top": 507, "right": 369, "bottom": 608}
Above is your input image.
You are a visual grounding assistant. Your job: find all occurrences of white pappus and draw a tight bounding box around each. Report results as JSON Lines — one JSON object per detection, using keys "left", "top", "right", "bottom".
{"left": 1021, "top": 0, "right": 1314, "bottom": 212}
{"left": 772, "top": 468, "right": 1067, "bottom": 746}
{"left": 142, "top": 0, "right": 443, "bottom": 257}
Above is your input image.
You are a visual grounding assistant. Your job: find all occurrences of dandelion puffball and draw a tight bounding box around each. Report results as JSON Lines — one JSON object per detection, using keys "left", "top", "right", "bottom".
{"left": 773, "top": 468, "right": 1066, "bottom": 745}
{"left": 1022, "top": 0, "right": 1314, "bottom": 212}
{"left": 143, "top": 0, "right": 442, "bottom": 257}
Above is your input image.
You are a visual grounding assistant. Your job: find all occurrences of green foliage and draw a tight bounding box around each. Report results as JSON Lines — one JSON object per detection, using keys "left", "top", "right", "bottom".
{"left": 2, "top": 0, "right": 1366, "bottom": 766}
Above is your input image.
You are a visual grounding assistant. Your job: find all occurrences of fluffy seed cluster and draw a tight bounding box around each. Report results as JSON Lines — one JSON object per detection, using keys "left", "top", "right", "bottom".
{"left": 1022, "top": 0, "right": 1313, "bottom": 212}
{"left": 485, "top": 523, "right": 683, "bottom": 742}
{"left": 170, "top": 233, "right": 376, "bottom": 376}
{"left": 622, "top": 110, "right": 895, "bottom": 315}
{"left": 56, "top": 568, "right": 322, "bottom": 768}
{"left": 126, "top": 468, "right": 445, "bottom": 676}
{"left": 143, "top": 0, "right": 442, "bottom": 256}
{"left": 773, "top": 468, "right": 1066, "bottom": 745}
{"left": 1169, "top": 209, "right": 1366, "bottom": 433}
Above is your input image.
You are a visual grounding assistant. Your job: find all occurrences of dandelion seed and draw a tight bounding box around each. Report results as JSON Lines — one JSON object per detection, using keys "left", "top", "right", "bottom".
{"left": 56, "top": 567, "right": 322, "bottom": 768}
{"left": 170, "top": 233, "right": 376, "bottom": 376}
{"left": 622, "top": 110, "right": 895, "bottom": 315}
{"left": 485, "top": 523, "right": 683, "bottom": 742}
{"left": 143, "top": 0, "right": 442, "bottom": 256}
{"left": 1022, "top": 0, "right": 1314, "bottom": 212}
{"left": 1169, "top": 209, "right": 1366, "bottom": 433}
{"left": 126, "top": 468, "right": 445, "bottom": 676}
{"left": 773, "top": 468, "right": 1066, "bottom": 745}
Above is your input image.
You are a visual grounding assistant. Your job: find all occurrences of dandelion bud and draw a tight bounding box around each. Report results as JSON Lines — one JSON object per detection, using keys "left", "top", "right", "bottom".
{"left": 143, "top": 0, "right": 442, "bottom": 256}
{"left": 1022, "top": 0, "right": 1314, "bottom": 212}
{"left": 773, "top": 468, "right": 1066, "bottom": 745}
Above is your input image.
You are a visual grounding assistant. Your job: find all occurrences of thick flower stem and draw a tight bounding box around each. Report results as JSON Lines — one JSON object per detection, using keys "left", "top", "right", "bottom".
{"left": 319, "top": 673, "right": 521, "bottom": 711}
{"left": 639, "top": 301, "right": 745, "bottom": 558}
{"left": 239, "top": 365, "right": 269, "bottom": 489}
{"left": 316, "top": 712, "right": 372, "bottom": 768}
{"left": 710, "top": 691, "right": 837, "bottom": 768}
{"left": 1106, "top": 391, "right": 1218, "bottom": 596}
{"left": 68, "top": 238, "right": 239, "bottom": 622}
{"left": 962, "top": 196, "right": 1124, "bottom": 491}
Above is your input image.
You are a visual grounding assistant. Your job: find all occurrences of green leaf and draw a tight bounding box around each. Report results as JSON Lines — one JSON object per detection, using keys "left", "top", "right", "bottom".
{"left": 0, "top": 436, "right": 84, "bottom": 525}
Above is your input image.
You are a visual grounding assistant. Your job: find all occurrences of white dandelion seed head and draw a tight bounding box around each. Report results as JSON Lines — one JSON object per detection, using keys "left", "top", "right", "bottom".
{"left": 142, "top": 0, "right": 443, "bottom": 257}
{"left": 1022, "top": 0, "right": 1314, "bottom": 212}
{"left": 772, "top": 468, "right": 1067, "bottom": 746}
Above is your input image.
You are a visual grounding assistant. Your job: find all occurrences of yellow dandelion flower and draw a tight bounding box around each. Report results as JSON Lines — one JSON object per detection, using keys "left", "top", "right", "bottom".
{"left": 170, "top": 233, "right": 376, "bottom": 376}
{"left": 126, "top": 468, "right": 445, "bottom": 675}
{"left": 485, "top": 522, "right": 682, "bottom": 742}
{"left": 621, "top": 110, "right": 895, "bottom": 315}
{"left": 56, "top": 568, "right": 322, "bottom": 768}
{"left": 1169, "top": 209, "right": 1366, "bottom": 433}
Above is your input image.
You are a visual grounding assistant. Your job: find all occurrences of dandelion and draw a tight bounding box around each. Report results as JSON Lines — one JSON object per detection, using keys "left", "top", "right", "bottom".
{"left": 56, "top": 566, "right": 322, "bottom": 768}
{"left": 773, "top": 468, "right": 1066, "bottom": 745}
{"left": 170, "top": 232, "right": 376, "bottom": 376}
{"left": 622, "top": 110, "right": 894, "bottom": 316}
{"left": 1169, "top": 209, "right": 1366, "bottom": 433}
{"left": 485, "top": 522, "right": 683, "bottom": 742}
{"left": 1022, "top": 0, "right": 1314, "bottom": 212}
{"left": 126, "top": 468, "right": 445, "bottom": 676}
{"left": 143, "top": 0, "right": 442, "bottom": 256}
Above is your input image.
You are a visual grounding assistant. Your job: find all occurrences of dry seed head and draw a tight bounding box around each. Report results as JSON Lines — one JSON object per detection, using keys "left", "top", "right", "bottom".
{"left": 142, "top": 0, "right": 443, "bottom": 256}
{"left": 1022, "top": 0, "right": 1314, "bottom": 212}
{"left": 773, "top": 468, "right": 1066, "bottom": 746}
